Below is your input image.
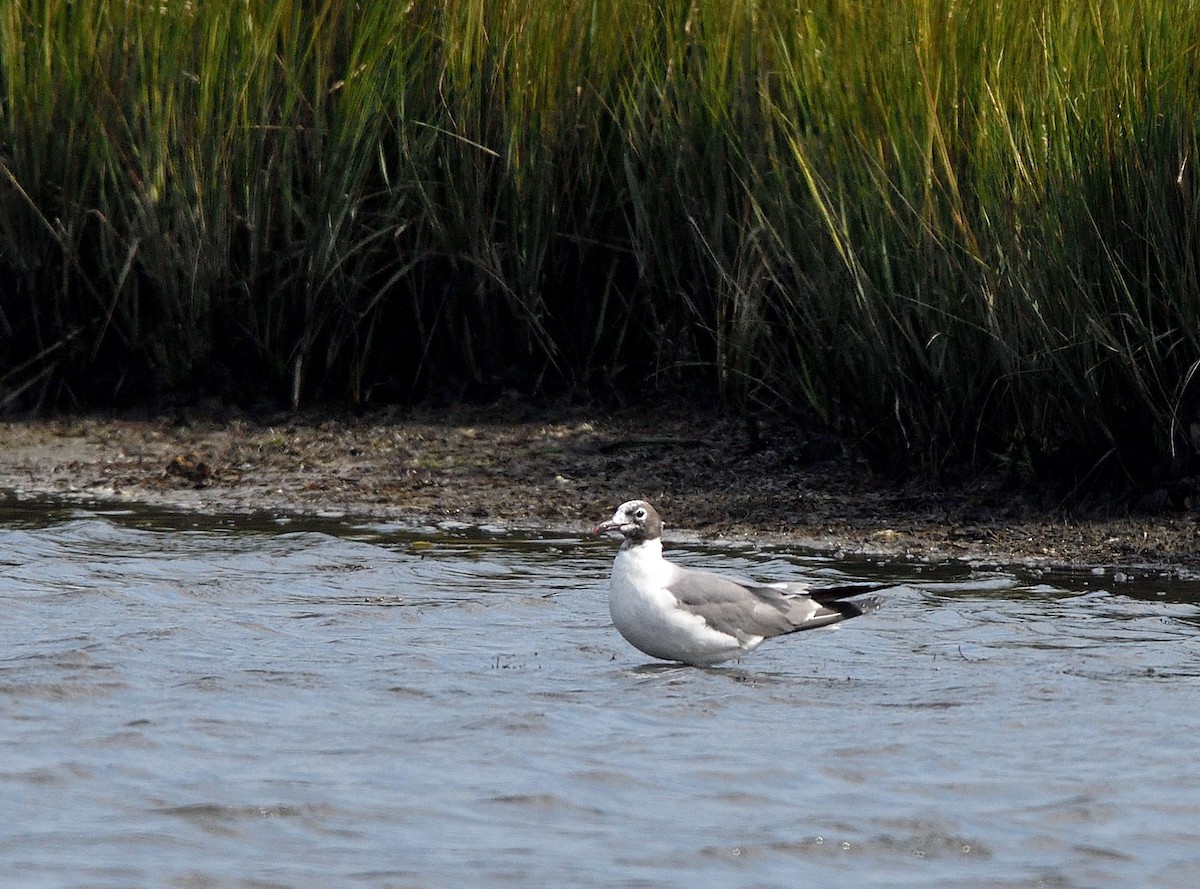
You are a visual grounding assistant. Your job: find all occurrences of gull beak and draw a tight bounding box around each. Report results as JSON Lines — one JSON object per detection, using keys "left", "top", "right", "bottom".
{"left": 593, "top": 518, "right": 619, "bottom": 535}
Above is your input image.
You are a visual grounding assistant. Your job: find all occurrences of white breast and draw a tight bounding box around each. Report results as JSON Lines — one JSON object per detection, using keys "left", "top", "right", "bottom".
{"left": 607, "top": 541, "right": 747, "bottom": 665}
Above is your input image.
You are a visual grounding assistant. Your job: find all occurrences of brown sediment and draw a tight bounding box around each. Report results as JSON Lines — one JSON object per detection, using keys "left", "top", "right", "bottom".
{"left": 1, "top": 402, "right": 1198, "bottom": 573}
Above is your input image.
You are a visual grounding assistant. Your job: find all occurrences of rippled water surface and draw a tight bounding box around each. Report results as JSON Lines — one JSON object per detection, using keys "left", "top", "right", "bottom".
{"left": 2, "top": 501, "right": 1199, "bottom": 888}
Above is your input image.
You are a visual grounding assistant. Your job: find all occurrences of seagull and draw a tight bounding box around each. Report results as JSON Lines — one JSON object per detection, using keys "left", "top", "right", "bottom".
{"left": 593, "top": 499, "right": 884, "bottom": 666}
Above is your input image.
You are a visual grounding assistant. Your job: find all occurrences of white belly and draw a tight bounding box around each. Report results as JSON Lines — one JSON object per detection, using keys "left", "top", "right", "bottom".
{"left": 607, "top": 546, "right": 752, "bottom": 666}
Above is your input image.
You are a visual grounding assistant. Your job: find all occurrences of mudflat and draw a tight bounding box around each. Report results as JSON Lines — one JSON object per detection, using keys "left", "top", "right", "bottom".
{"left": 1, "top": 402, "right": 1197, "bottom": 573}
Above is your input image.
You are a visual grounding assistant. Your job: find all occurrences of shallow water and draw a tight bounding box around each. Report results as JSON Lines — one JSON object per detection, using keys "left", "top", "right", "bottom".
{"left": 2, "top": 501, "right": 1199, "bottom": 889}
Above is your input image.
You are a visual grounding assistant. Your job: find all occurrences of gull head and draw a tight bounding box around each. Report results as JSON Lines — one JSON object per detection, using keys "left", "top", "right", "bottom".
{"left": 593, "top": 499, "right": 663, "bottom": 543}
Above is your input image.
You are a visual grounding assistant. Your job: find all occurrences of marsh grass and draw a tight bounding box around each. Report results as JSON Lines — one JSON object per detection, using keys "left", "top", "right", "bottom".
{"left": 2, "top": 0, "right": 1199, "bottom": 486}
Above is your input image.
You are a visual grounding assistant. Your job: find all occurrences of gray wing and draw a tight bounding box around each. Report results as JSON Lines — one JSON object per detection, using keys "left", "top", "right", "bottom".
{"left": 665, "top": 567, "right": 883, "bottom": 642}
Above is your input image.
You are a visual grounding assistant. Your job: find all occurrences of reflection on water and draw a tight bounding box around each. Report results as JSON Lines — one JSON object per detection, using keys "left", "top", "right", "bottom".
{"left": 1, "top": 500, "right": 1199, "bottom": 888}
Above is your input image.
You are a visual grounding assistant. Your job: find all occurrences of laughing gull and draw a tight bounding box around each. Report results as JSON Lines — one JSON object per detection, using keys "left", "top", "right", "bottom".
{"left": 593, "top": 500, "right": 883, "bottom": 666}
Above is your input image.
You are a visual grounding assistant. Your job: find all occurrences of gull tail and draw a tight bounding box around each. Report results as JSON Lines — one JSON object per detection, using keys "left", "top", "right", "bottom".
{"left": 804, "top": 583, "right": 886, "bottom": 626}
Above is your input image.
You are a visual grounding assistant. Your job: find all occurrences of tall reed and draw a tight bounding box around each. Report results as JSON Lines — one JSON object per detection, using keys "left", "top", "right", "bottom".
{"left": 2, "top": 0, "right": 1198, "bottom": 485}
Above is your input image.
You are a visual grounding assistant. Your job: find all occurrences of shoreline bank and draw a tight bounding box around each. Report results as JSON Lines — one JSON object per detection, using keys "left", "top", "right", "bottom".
{"left": 1, "top": 404, "right": 1198, "bottom": 576}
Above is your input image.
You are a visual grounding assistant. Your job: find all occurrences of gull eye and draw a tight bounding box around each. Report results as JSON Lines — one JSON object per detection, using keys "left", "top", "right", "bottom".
{"left": 634, "top": 507, "right": 647, "bottom": 520}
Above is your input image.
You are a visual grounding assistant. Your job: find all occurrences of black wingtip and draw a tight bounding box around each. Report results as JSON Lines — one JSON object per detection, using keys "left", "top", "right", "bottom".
{"left": 808, "top": 582, "right": 888, "bottom": 604}
{"left": 817, "top": 590, "right": 884, "bottom": 622}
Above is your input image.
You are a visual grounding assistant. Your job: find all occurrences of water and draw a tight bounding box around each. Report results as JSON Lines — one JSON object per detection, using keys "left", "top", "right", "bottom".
{"left": 2, "top": 501, "right": 1199, "bottom": 889}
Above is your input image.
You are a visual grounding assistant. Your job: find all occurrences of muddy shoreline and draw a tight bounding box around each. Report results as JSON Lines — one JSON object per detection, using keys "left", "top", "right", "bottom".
{"left": 2, "top": 402, "right": 1198, "bottom": 575}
